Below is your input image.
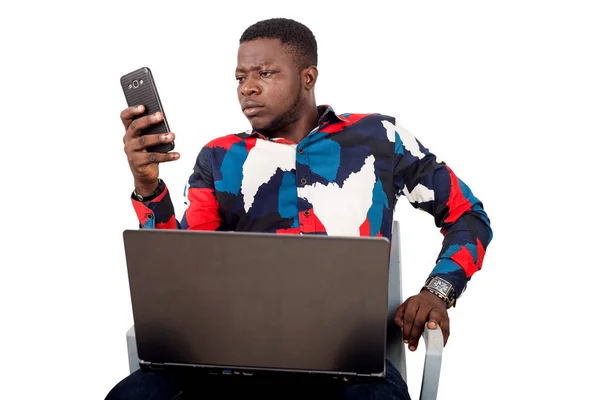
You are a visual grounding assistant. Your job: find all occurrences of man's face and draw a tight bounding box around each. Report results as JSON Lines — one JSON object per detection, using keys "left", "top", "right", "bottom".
{"left": 236, "top": 38, "right": 304, "bottom": 135}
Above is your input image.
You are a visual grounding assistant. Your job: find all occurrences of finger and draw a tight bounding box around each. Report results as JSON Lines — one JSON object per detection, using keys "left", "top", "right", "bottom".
{"left": 393, "top": 303, "right": 406, "bottom": 329}
{"left": 126, "top": 111, "right": 164, "bottom": 139}
{"left": 128, "top": 150, "right": 180, "bottom": 169}
{"left": 440, "top": 315, "right": 450, "bottom": 345}
{"left": 120, "top": 105, "right": 145, "bottom": 129}
{"left": 402, "top": 301, "right": 419, "bottom": 344}
{"left": 408, "top": 306, "right": 430, "bottom": 351}
{"left": 129, "top": 132, "right": 176, "bottom": 152}
{"left": 426, "top": 309, "right": 450, "bottom": 345}
{"left": 426, "top": 308, "right": 444, "bottom": 330}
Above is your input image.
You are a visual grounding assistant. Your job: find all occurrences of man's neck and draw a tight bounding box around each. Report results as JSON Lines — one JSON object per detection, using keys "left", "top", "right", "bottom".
{"left": 270, "top": 104, "right": 320, "bottom": 144}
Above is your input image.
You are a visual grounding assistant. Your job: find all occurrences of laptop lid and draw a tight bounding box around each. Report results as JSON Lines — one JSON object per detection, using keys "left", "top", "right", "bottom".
{"left": 123, "top": 229, "right": 390, "bottom": 378}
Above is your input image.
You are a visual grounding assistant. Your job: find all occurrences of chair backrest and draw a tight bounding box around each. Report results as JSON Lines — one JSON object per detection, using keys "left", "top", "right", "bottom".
{"left": 386, "top": 220, "right": 407, "bottom": 381}
{"left": 388, "top": 219, "right": 403, "bottom": 316}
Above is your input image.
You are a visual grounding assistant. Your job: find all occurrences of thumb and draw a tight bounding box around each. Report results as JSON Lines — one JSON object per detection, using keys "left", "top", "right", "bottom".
{"left": 427, "top": 320, "right": 437, "bottom": 330}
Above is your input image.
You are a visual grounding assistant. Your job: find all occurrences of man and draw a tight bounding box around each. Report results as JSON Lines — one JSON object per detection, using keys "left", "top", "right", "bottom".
{"left": 108, "top": 17, "right": 492, "bottom": 400}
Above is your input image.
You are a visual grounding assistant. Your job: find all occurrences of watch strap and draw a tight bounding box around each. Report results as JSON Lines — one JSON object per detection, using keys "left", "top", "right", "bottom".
{"left": 132, "top": 179, "right": 165, "bottom": 202}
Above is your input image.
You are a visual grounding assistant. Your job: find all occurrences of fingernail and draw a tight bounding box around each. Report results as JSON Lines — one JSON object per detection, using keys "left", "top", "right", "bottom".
{"left": 137, "top": 105, "right": 143, "bottom": 111}
{"left": 403, "top": 340, "right": 408, "bottom": 344}
{"left": 164, "top": 133, "right": 171, "bottom": 140}
{"left": 154, "top": 112, "right": 161, "bottom": 119}
{"left": 409, "top": 346, "right": 416, "bottom": 351}
{"left": 172, "top": 153, "right": 179, "bottom": 159}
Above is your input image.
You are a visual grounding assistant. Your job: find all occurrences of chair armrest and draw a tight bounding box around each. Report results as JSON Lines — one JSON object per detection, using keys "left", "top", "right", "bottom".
{"left": 419, "top": 325, "right": 444, "bottom": 400}
{"left": 126, "top": 325, "right": 140, "bottom": 374}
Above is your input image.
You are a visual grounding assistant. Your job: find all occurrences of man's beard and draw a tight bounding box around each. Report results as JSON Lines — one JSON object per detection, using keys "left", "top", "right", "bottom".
{"left": 256, "top": 86, "right": 303, "bottom": 137}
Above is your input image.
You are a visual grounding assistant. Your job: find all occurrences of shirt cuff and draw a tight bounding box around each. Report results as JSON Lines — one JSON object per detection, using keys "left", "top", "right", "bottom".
{"left": 428, "top": 258, "right": 469, "bottom": 301}
{"left": 130, "top": 184, "right": 175, "bottom": 229}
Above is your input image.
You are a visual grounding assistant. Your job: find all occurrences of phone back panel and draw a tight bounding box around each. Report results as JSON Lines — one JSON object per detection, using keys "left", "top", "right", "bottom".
{"left": 120, "top": 67, "right": 174, "bottom": 153}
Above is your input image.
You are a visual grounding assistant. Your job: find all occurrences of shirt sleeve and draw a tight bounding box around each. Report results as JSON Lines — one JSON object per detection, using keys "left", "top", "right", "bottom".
{"left": 392, "top": 120, "right": 493, "bottom": 300}
{"left": 131, "top": 146, "right": 223, "bottom": 231}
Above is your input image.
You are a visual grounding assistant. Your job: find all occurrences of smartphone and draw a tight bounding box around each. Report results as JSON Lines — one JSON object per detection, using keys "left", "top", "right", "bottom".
{"left": 120, "top": 67, "right": 174, "bottom": 153}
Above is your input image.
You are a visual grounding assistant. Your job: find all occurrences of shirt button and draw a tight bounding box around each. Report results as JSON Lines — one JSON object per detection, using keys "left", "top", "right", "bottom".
{"left": 303, "top": 210, "right": 310, "bottom": 217}
{"left": 298, "top": 148, "right": 304, "bottom": 154}
{"left": 300, "top": 178, "right": 307, "bottom": 185}
{"left": 146, "top": 213, "right": 154, "bottom": 219}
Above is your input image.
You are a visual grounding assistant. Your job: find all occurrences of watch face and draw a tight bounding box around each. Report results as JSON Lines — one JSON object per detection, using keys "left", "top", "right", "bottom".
{"left": 430, "top": 278, "right": 451, "bottom": 295}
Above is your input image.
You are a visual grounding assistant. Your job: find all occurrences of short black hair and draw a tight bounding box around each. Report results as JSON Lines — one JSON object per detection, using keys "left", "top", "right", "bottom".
{"left": 240, "top": 18, "right": 318, "bottom": 69}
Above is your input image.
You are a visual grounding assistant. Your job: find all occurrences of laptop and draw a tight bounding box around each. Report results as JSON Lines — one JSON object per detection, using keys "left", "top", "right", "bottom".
{"left": 122, "top": 228, "right": 391, "bottom": 382}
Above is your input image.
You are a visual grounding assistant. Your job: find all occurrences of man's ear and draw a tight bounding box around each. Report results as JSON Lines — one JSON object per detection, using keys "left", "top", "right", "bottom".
{"left": 303, "top": 66, "right": 318, "bottom": 90}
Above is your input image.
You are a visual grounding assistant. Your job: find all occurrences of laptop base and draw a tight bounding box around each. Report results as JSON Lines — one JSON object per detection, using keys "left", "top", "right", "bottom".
{"left": 139, "top": 360, "right": 386, "bottom": 384}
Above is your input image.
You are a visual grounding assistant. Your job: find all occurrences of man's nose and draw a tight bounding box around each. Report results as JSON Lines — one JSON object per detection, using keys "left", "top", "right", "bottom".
{"left": 240, "top": 77, "right": 261, "bottom": 97}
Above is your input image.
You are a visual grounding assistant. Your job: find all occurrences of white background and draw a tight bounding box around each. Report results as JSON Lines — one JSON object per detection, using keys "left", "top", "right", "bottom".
{"left": 1, "top": 1, "right": 598, "bottom": 399}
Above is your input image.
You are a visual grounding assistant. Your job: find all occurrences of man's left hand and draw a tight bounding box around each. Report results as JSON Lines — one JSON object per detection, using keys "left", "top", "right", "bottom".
{"left": 393, "top": 290, "right": 450, "bottom": 351}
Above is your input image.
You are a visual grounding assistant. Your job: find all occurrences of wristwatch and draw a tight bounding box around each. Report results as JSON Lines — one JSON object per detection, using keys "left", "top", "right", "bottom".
{"left": 132, "top": 179, "right": 165, "bottom": 202}
{"left": 422, "top": 276, "right": 456, "bottom": 309}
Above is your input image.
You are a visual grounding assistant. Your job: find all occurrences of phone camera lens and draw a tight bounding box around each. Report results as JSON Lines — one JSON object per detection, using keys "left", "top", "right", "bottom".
{"left": 132, "top": 80, "right": 139, "bottom": 88}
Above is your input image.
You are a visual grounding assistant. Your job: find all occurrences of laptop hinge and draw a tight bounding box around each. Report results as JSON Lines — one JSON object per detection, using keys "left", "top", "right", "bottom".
{"left": 140, "top": 361, "right": 166, "bottom": 371}
{"left": 356, "top": 372, "right": 385, "bottom": 378}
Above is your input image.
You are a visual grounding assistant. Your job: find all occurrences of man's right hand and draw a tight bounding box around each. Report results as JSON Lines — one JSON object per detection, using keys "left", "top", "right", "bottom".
{"left": 121, "top": 105, "right": 179, "bottom": 195}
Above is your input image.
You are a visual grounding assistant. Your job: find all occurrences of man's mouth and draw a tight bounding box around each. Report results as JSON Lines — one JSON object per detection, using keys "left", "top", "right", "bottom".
{"left": 243, "top": 106, "right": 263, "bottom": 117}
{"left": 242, "top": 101, "right": 264, "bottom": 117}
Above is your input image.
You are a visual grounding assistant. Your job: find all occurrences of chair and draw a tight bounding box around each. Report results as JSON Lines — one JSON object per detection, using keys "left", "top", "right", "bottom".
{"left": 125, "top": 220, "right": 444, "bottom": 399}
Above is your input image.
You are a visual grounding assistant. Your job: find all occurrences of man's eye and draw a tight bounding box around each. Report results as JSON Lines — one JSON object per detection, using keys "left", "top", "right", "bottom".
{"left": 236, "top": 76, "right": 245, "bottom": 83}
{"left": 260, "top": 71, "right": 273, "bottom": 78}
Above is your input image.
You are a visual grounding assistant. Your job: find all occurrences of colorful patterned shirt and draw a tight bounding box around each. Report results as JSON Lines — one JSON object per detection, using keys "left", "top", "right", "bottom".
{"left": 131, "top": 105, "right": 493, "bottom": 298}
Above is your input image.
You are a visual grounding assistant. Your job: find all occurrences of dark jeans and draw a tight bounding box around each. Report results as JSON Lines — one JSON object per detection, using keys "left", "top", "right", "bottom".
{"left": 105, "top": 360, "right": 410, "bottom": 399}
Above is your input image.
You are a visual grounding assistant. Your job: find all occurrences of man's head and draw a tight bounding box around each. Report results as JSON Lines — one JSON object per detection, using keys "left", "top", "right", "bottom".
{"left": 237, "top": 18, "right": 318, "bottom": 135}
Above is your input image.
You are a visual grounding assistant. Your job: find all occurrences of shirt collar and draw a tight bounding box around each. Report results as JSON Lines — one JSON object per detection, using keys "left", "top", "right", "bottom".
{"left": 317, "top": 104, "right": 348, "bottom": 124}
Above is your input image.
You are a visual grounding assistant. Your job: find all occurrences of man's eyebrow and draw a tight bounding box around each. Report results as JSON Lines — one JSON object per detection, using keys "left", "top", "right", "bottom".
{"left": 235, "top": 63, "right": 275, "bottom": 73}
